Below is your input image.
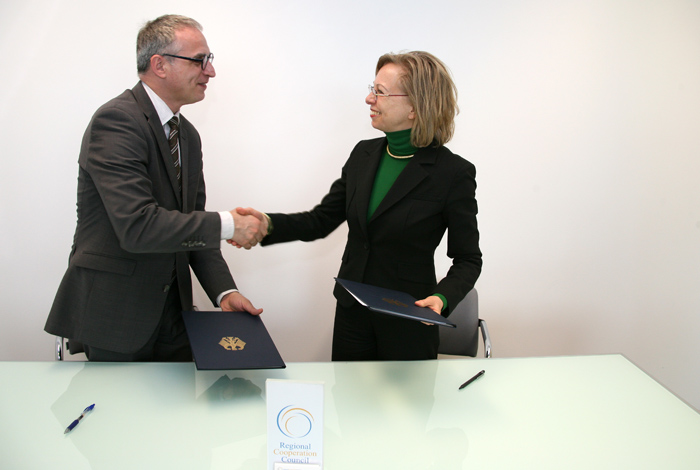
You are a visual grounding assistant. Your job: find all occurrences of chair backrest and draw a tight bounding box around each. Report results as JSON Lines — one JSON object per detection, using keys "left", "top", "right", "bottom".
{"left": 438, "top": 289, "right": 480, "bottom": 357}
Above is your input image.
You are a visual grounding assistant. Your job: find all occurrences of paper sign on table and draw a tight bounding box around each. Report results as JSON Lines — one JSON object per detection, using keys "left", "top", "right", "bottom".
{"left": 267, "top": 379, "right": 324, "bottom": 470}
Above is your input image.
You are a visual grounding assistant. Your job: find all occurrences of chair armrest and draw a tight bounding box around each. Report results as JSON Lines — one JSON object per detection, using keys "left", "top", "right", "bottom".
{"left": 479, "top": 319, "right": 492, "bottom": 358}
{"left": 55, "top": 337, "right": 63, "bottom": 361}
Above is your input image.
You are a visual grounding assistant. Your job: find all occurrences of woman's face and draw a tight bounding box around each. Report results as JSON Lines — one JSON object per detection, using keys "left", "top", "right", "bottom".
{"left": 366, "top": 63, "right": 415, "bottom": 133}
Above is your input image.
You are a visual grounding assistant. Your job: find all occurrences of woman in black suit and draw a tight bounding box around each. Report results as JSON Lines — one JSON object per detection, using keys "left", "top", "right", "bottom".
{"left": 241, "top": 51, "right": 481, "bottom": 361}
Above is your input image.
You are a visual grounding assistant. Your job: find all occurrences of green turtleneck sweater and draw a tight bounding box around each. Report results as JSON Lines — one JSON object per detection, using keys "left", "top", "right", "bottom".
{"left": 367, "top": 129, "right": 417, "bottom": 219}
{"left": 366, "top": 128, "right": 448, "bottom": 312}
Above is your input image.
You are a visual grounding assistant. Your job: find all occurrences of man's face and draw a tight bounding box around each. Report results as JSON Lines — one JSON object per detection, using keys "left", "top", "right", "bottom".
{"left": 163, "top": 27, "right": 215, "bottom": 111}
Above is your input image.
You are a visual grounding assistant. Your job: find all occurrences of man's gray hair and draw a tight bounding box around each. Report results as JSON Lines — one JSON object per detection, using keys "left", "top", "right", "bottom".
{"left": 136, "top": 14, "right": 202, "bottom": 74}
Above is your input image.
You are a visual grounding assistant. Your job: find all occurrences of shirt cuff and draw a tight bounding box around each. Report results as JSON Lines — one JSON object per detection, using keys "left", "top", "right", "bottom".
{"left": 216, "top": 289, "right": 239, "bottom": 307}
{"left": 434, "top": 293, "right": 448, "bottom": 313}
{"left": 219, "top": 211, "right": 234, "bottom": 240}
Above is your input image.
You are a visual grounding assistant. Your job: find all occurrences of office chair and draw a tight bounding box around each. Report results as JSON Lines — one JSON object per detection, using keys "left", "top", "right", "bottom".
{"left": 55, "top": 337, "right": 86, "bottom": 361}
{"left": 55, "top": 337, "right": 65, "bottom": 361}
{"left": 438, "top": 289, "right": 492, "bottom": 358}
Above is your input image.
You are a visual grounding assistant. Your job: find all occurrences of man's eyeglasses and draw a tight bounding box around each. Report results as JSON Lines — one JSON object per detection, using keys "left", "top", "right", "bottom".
{"left": 163, "top": 52, "right": 214, "bottom": 70}
{"left": 368, "top": 84, "right": 407, "bottom": 98}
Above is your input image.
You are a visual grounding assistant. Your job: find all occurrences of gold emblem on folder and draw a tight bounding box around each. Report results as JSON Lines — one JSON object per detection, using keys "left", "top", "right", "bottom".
{"left": 219, "top": 337, "right": 246, "bottom": 351}
{"left": 382, "top": 297, "right": 408, "bottom": 308}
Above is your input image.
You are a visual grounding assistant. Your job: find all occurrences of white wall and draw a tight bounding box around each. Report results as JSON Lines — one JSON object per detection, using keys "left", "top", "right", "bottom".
{"left": 1, "top": 0, "right": 699, "bottom": 410}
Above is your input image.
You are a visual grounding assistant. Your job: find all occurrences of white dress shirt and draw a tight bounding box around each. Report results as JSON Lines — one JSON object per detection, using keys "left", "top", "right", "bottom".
{"left": 142, "top": 82, "right": 237, "bottom": 306}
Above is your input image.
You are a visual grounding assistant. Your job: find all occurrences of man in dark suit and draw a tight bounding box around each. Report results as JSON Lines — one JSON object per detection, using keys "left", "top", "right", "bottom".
{"left": 45, "top": 15, "right": 266, "bottom": 361}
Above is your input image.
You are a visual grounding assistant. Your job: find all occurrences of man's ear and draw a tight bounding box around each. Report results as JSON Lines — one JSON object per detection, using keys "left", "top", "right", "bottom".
{"left": 150, "top": 55, "right": 168, "bottom": 79}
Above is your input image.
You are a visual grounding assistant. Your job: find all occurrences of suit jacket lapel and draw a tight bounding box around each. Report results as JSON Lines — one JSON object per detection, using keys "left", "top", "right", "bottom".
{"left": 354, "top": 138, "right": 385, "bottom": 238}
{"left": 369, "top": 146, "right": 437, "bottom": 223}
{"left": 132, "top": 82, "right": 183, "bottom": 209}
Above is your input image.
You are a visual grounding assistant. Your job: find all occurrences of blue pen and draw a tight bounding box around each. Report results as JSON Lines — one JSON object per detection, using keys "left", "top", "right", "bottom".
{"left": 64, "top": 404, "right": 95, "bottom": 434}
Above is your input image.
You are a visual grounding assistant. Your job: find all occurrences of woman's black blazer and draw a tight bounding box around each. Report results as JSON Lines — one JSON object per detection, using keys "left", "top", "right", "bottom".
{"left": 263, "top": 136, "right": 482, "bottom": 316}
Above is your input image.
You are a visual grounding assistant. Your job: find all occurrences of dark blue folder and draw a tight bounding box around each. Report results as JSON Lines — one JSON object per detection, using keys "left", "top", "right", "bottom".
{"left": 182, "top": 311, "right": 285, "bottom": 370}
{"left": 335, "top": 278, "right": 456, "bottom": 328}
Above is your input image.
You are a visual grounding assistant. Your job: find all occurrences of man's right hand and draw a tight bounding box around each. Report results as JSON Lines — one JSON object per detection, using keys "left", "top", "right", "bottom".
{"left": 229, "top": 208, "right": 268, "bottom": 249}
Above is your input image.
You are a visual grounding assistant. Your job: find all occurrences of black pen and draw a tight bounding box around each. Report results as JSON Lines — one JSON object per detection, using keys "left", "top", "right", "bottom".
{"left": 64, "top": 404, "right": 95, "bottom": 434}
{"left": 459, "top": 370, "right": 485, "bottom": 390}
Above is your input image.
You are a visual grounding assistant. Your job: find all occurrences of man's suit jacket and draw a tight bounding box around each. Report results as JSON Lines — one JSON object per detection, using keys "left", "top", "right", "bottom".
{"left": 45, "top": 82, "right": 236, "bottom": 353}
{"left": 263, "top": 137, "right": 482, "bottom": 316}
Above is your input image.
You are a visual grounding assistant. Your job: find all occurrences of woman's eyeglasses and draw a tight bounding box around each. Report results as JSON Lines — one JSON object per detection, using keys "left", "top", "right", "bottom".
{"left": 368, "top": 84, "right": 407, "bottom": 98}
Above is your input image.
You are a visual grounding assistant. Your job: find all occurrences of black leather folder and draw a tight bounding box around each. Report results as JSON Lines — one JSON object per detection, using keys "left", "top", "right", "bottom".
{"left": 335, "top": 278, "right": 456, "bottom": 328}
{"left": 182, "top": 311, "right": 285, "bottom": 370}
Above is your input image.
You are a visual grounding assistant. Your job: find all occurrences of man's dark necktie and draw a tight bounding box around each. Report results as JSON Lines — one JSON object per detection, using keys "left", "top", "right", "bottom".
{"left": 167, "top": 116, "right": 181, "bottom": 192}
{"left": 168, "top": 117, "right": 182, "bottom": 284}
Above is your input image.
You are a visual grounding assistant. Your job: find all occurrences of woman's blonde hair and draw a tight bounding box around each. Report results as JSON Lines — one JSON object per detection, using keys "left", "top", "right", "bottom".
{"left": 376, "top": 51, "right": 459, "bottom": 148}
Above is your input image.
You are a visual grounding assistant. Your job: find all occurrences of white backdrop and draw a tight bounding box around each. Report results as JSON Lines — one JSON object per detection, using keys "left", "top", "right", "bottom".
{"left": 1, "top": 0, "right": 699, "bottom": 410}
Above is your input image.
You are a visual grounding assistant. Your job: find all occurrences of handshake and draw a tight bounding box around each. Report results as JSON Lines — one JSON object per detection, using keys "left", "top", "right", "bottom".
{"left": 227, "top": 207, "right": 269, "bottom": 249}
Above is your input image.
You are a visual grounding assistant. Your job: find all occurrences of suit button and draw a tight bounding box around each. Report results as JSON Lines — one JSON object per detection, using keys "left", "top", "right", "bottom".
{"left": 163, "top": 285, "right": 171, "bottom": 292}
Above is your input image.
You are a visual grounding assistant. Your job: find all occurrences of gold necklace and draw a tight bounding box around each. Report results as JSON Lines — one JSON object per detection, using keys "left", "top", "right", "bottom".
{"left": 386, "top": 145, "right": 414, "bottom": 159}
